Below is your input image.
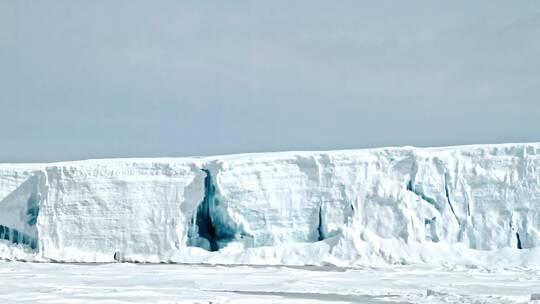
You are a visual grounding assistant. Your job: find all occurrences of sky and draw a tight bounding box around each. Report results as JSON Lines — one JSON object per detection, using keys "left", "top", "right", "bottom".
{"left": 1, "top": 1, "right": 539, "bottom": 162}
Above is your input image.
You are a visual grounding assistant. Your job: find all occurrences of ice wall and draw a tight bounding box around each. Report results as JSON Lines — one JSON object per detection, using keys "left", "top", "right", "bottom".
{"left": 0, "top": 143, "right": 539, "bottom": 266}
{"left": 200, "top": 144, "right": 540, "bottom": 266}
{"left": 40, "top": 160, "right": 205, "bottom": 262}
{"left": 0, "top": 164, "right": 44, "bottom": 251}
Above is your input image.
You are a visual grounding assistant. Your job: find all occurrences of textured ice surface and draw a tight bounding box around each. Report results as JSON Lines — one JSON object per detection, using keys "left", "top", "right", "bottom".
{"left": 1, "top": 143, "right": 540, "bottom": 266}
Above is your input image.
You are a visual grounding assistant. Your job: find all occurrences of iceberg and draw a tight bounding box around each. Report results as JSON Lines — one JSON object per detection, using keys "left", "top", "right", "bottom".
{"left": 1, "top": 143, "right": 539, "bottom": 267}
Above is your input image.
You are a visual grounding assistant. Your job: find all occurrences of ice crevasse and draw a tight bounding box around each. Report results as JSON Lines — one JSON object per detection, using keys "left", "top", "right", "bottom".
{"left": 1, "top": 143, "right": 540, "bottom": 267}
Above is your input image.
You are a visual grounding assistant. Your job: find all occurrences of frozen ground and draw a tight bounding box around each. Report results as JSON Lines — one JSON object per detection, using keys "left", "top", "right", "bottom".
{"left": 1, "top": 262, "right": 539, "bottom": 304}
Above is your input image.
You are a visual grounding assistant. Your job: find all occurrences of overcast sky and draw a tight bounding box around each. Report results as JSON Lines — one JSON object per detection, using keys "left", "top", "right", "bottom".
{"left": 1, "top": 1, "right": 539, "bottom": 162}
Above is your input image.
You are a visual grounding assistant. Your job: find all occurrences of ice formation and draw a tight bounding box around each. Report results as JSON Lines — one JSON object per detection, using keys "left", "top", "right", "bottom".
{"left": 1, "top": 143, "right": 540, "bottom": 267}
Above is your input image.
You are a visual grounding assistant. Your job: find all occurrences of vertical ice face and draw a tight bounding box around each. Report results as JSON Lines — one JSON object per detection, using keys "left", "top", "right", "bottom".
{"left": 38, "top": 160, "right": 204, "bottom": 262}
{"left": 0, "top": 143, "right": 539, "bottom": 265}
{"left": 191, "top": 144, "right": 540, "bottom": 264}
{"left": 0, "top": 165, "right": 45, "bottom": 251}
{"left": 209, "top": 150, "right": 402, "bottom": 248}
{"left": 210, "top": 155, "right": 327, "bottom": 247}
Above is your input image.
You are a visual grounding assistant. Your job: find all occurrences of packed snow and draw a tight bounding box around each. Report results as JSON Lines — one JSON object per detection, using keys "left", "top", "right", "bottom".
{"left": 1, "top": 143, "right": 540, "bottom": 268}
{"left": 1, "top": 262, "right": 539, "bottom": 304}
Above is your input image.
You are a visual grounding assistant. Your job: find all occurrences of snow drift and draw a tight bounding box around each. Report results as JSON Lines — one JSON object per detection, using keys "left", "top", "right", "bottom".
{"left": 1, "top": 143, "right": 539, "bottom": 267}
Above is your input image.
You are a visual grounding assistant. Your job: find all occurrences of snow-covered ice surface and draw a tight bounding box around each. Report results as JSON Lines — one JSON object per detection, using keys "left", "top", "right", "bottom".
{"left": 1, "top": 143, "right": 540, "bottom": 267}
{"left": 0, "top": 261, "right": 539, "bottom": 304}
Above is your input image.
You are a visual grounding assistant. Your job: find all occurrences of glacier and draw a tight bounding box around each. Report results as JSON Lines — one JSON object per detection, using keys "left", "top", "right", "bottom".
{"left": 1, "top": 143, "right": 540, "bottom": 267}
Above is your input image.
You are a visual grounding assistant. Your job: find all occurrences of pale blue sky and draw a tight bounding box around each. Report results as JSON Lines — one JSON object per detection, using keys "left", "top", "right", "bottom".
{"left": 1, "top": 1, "right": 539, "bottom": 162}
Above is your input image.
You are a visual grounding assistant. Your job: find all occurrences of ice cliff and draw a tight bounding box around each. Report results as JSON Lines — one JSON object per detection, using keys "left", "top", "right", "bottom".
{"left": 1, "top": 143, "right": 540, "bottom": 267}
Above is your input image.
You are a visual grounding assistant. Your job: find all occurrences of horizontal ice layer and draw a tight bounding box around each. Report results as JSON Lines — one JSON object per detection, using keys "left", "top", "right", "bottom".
{"left": 0, "top": 143, "right": 539, "bottom": 266}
